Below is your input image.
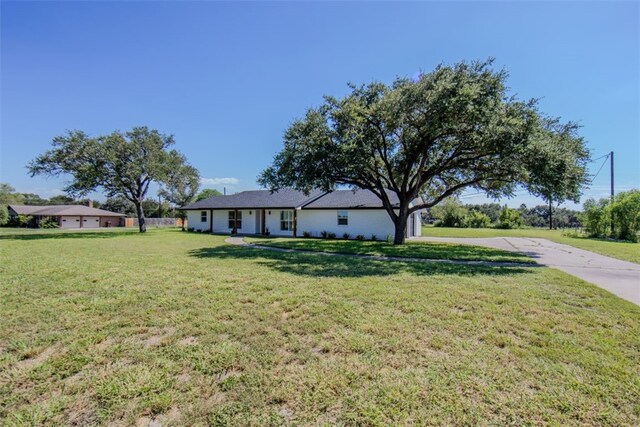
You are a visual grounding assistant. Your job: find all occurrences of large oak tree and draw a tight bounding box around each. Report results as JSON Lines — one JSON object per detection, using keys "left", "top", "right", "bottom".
{"left": 28, "top": 126, "right": 197, "bottom": 232}
{"left": 259, "top": 60, "right": 590, "bottom": 244}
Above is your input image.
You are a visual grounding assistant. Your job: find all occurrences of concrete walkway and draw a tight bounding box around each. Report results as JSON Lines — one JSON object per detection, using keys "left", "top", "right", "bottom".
{"left": 224, "top": 237, "right": 537, "bottom": 268}
{"left": 413, "top": 237, "right": 640, "bottom": 305}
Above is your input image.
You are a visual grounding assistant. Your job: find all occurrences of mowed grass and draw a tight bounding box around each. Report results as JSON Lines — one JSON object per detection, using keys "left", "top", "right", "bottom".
{"left": 422, "top": 226, "right": 640, "bottom": 264}
{"left": 1, "top": 228, "right": 639, "bottom": 426}
{"left": 244, "top": 236, "right": 534, "bottom": 264}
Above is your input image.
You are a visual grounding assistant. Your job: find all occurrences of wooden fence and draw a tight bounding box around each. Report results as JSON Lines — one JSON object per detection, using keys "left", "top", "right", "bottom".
{"left": 125, "top": 218, "right": 184, "bottom": 228}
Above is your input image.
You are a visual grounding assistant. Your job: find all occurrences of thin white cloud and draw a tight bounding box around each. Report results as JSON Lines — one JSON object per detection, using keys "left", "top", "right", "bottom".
{"left": 200, "top": 177, "right": 239, "bottom": 186}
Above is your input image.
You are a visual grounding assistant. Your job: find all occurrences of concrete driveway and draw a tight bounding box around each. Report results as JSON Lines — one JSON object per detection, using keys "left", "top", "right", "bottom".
{"left": 413, "top": 237, "right": 640, "bottom": 305}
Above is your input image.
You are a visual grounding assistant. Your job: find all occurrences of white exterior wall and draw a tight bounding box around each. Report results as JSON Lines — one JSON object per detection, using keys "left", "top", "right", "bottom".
{"left": 265, "top": 209, "right": 294, "bottom": 237}
{"left": 212, "top": 209, "right": 259, "bottom": 234}
{"left": 187, "top": 210, "right": 210, "bottom": 232}
{"left": 186, "top": 208, "right": 422, "bottom": 237}
{"left": 297, "top": 209, "right": 395, "bottom": 239}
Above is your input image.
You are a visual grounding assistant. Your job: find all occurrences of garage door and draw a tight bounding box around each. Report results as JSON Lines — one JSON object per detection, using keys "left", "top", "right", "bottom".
{"left": 60, "top": 216, "right": 81, "bottom": 229}
{"left": 83, "top": 216, "right": 101, "bottom": 228}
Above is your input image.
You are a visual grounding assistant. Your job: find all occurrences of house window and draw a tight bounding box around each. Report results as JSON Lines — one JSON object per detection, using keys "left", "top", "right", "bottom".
{"left": 280, "top": 210, "right": 293, "bottom": 231}
{"left": 337, "top": 210, "right": 348, "bottom": 226}
{"left": 228, "top": 210, "right": 242, "bottom": 229}
{"left": 201, "top": 211, "right": 208, "bottom": 223}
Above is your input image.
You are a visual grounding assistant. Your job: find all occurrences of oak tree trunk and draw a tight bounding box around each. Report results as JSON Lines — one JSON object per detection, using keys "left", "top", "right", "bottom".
{"left": 135, "top": 201, "right": 146, "bottom": 233}
{"left": 393, "top": 205, "right": 410, "bottom": 245}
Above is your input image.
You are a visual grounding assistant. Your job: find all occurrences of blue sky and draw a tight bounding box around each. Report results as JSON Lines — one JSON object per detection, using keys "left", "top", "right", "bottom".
{"left": 1, "top": 1, "right": 638, "bottom": 208}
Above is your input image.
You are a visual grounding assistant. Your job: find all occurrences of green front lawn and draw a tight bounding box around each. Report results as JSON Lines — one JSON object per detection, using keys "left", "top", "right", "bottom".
{"left": 1, "top": 228, "right": 638, "bottom": 425}
{"left": 422, "top": 226, "right": 640, "bottom": 264}
{"left": 245, "top": 236, "right": 534, "bottom": 264}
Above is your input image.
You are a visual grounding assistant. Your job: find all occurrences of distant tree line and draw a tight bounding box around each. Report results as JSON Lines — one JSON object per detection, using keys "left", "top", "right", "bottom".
{"left": 427, "top": 190, "right": 639, "bottom": 242}
{"left": 427, "top": 198, "right": 582, "bottom": 229}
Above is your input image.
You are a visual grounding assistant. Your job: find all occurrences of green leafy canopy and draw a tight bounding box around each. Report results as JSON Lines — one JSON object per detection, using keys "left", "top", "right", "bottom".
{"left": 259, "top": 59, "right": 591, "bottom": 243}
{"left": 28, "top": 126, "right": 198, "bottom": 232}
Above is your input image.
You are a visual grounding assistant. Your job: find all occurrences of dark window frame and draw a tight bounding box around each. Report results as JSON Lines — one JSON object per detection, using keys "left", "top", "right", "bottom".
{"left": 228, "top": 210, "right": 242, "bottom": 229}
{"left": 280, "top": 210, "right": 293, "bottom": 231}
{"left": 337, "top": 210, "right": 348, "bottom": 226}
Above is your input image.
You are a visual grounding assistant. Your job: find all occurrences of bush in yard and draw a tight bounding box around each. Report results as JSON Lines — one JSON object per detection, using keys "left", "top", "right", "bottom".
{"left": 496, "top": 207, "right": 523, "bottom": 229}
{"left": 465, "top": 203, "right": 502, "bottom": 223}
{"left": 38, "top": 217, "right": 59, "bottom": 229}
{"left": 342, "top": 233, "right": 350, "bottom": 240}
{"left": 371, "top": 234, "right": 377, "bottom": 241}
{"left": 465, "top": 211, "right": 491, "bottom": 228}
{"left": 302, "top": 231, "right": 312, "bottom": 238}
{"left": 355, "top": 234, "right": 365, "bottom": 241}
{"left": 320, "top": 230, "right": 328, "bottom": 239}
{"left": 9, "top": 214, "right": 34, "bottom": 228}
{"left": 611, "top": 190, "right": 640, "bottom": 242}
{"left": 327, "top": 232, "right": 337, "bottom": 239}
{"left": 581, "top": 198, "right": 611, "bottom": 238}
{"left": 430, "top": 198, "right": 467, "bottom": 228}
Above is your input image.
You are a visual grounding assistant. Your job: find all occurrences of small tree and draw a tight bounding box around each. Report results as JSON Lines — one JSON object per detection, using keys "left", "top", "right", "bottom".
{"left": 159, "top": 163, "right": 200, "bottom": 231}
{"left": 497, "top": 206, "right": 523, "bottom": 229}
{"left": 466, "top": 211, "right": 491, "bottom": 228}
{"left": 196, "top": 188, "right": 222, "bottom": 201}
{"left": 28, "top": 127, "right": 192, "bottom": 232}
{"left": 259, "top": 59, "right": 588, "bottom": 244}
{"left": 581, "top": 198, "right": 611, "bottom": 238}
{"left": 611, "top": 190, "right": 640, "bottom": 242}
{"left": 466, "top": 203, "right": 502, "bottom": 223}
{"left": 430, "top": 198, "right": 467, "bottom": 227}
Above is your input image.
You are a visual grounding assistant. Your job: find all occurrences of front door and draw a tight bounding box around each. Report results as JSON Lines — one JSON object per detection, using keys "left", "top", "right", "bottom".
{"left": 255, "top": 210, "right": 261, "bottom": 234}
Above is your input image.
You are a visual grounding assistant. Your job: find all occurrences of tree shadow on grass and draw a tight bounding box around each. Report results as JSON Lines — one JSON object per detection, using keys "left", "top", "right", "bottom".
{"left": 187, "top": 245, "right": 537, "bottom": 278}
{"left": 247, "top": 237, "right": 534, "bottom": 264}
{"left": 0, "top": 229, "right": 139, "bottom": 241}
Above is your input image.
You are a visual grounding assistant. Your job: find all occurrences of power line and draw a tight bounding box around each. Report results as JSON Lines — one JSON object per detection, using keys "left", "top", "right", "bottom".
{"left": 589, "top": 153, "right": 610, "bottom": 184}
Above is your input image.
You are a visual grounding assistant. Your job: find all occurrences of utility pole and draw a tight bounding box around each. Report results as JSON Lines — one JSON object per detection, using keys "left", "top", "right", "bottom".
{"left": 610, "top": 151, "right": 614, "bottom": 235}
{"left": 158, "top": 194, "right": 162, "bottom": 218}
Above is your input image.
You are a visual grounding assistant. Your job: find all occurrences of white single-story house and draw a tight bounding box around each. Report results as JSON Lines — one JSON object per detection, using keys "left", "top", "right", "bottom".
{"left": 182, "top": 189, "right": 422, "bottom": 239}
{"left": 8, "top": 204, "right": 126, "bottom": 228}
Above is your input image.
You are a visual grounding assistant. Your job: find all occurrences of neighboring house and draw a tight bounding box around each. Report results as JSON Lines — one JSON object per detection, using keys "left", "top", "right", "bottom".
{"left": 181, "top": 189, "right": 422, "bottom": 238}
{"left": 8, "top": 203, "right": 126, "bottom": 228}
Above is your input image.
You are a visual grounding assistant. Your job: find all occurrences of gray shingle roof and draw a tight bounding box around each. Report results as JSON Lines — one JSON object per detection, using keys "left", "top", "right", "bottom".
{"left": 182, "top": 189, "right": 326, "bottom": 210}
{"left": 302, "top": 189, "right": 400, "bottom": 208}
{"left": 8, "top": 205, "right": 126, "bottom": 216}
{"left": 182, "top": 189, "right": 415, "bottom": 210}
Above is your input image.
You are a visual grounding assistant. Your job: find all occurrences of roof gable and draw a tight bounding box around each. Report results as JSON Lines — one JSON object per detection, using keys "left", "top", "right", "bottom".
{"left": 8, "top": 205, "right": 126, "bottom": 217}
